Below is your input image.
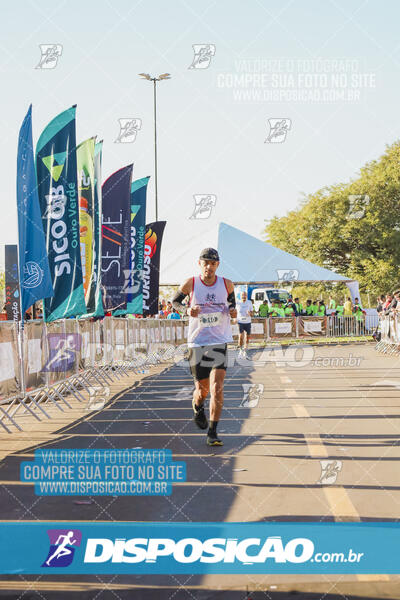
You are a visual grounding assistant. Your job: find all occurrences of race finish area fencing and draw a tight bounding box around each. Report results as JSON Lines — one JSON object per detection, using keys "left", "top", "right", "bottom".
{"left": 376, "top": 314, "right": 400, "bottom": 355}
{"left": 0, "top": 315, "right": 376, "bottom": 434}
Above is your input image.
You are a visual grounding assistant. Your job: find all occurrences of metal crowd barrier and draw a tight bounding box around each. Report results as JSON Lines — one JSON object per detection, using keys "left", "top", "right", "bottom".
{"left": 0, "top": 314, "right": 375, "bottom": 433}
{"left": 375, "top": 313, "right": 400, "bottom": 355}
{"left": 0, "top": 317, "right": 189, "bottom": 434}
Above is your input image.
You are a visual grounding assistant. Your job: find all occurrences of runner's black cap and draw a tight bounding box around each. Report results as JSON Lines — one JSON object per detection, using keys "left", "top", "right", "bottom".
{"left": 199, "top": 247, "right": 220, "bottom": 261}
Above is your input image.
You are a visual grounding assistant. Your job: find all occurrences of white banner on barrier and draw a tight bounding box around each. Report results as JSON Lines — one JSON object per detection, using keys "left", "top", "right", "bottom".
{"left": 27, "top": 338, "right": 42, "bottom": 374}
{"left": 81, "top": 332, "right": 91, "bottom": 359}
{"left": 115, "top": 329, "right": 125, "bottom": 346}
{"left": 304, "top": 321, "right": 322, "bottom": 333}
{"left": 0, "top": 343, "right": 15, "bottom": 381}
{"left": 275, "top": 322, "right": 292, "bottom": 334}
{"left": 251, "top": 323, "right": 264, "bottom": 334}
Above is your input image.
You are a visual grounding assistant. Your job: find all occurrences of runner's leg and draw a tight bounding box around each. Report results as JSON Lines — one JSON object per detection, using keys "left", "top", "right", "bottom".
{"left": 207, "top": 368, "right": 226, "bottom": 445}
{"left": 193, "top": 378, "right": 210, "bottom": 408}
{"left": 209, "top": 368, "right": 226, "bottom": 422}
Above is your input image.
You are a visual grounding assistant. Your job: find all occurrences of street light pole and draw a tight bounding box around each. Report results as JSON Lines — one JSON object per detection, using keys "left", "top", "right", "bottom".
{"left": 139, "top": 72, "right": 171, "bottom": 222}
{"left": 153, "top": 78, "right": 158, "bottom": 222}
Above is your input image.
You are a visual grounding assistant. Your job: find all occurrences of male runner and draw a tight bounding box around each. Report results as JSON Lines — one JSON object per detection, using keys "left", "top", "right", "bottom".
{"left": 172, "top": 248, "right": 237, "bottom": 446}
{"left": 237, "top": 291, "right": 253, "bottom": 358}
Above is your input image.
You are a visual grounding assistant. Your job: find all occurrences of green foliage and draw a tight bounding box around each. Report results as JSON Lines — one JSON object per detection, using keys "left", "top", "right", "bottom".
{"left": 264, "top": 141, "right": 400, "bottom": 298}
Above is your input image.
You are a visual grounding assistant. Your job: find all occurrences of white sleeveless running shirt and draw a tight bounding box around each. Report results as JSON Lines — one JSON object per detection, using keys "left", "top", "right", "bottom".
{"left": 187, "top": 275, "right": 233, "bottom": 347}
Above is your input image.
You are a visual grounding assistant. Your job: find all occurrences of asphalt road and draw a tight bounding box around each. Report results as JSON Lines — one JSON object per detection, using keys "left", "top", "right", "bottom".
{"left": 0, "top": 342, "right": 400, "bottom": 599}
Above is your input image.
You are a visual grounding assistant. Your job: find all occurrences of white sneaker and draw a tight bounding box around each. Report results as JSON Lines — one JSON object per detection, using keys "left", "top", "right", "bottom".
{"left": 238, "top": 349, "right": 243, "bottom": 357}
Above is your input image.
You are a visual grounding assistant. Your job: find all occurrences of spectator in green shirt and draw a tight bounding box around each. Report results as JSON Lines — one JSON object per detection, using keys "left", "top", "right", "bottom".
{"left": 336, "top": 304, "right": 344, "bottom": 317}
{"left": 284, "top": 303, "right": 295, "bottom": 316}
{"left": 275, "top": 301, "right": 286, "bottom": 317}
{"left": 317, "top": 301, "right": 326, "bottom": 316}
{"left": 312, "top": 300, "right": 319, "bottom": 315}
{"left": 305, "top": 299, "right": 314, "bottom": 315}
{"left": 294, "top": 297, "right": 303, "bottom": 315}
{"left": 258, "top": 299, "right": 269, "bottom": 317}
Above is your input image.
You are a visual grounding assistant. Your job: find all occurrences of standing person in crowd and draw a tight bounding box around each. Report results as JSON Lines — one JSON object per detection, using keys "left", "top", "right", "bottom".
{"left": 269, "top": 300, "right": 278, "bottom": 316}
{"left": 329, "top": 296, "right": 336, "bottom": 311}
{"left": 294, "top": 297, "right": 303, "bottom": 315}
{"left": 317, "top": 300, "right": 326, "bottom": 316}
{"left": 376, "top": 294, "right": 385, "bottom": 313}
{"left": 312, "top": 300, "right": 318, "bottom": 315}
{"left": 284, "top": 302, "right": 295, "bottom": 317}
{"left": 258, "top": 299, "right": 269, "bottom": 318}
{"left": 376, "top": 294, "right": 385, "bottom": 314}
{"left": 353, "top": 297, "right": 366, "bottom": 333}
{"left": 343, "top": 297, "right": 353, "bottom": 317}
{"left": 167, "top": 308, "right": 181, "bottom": 320}
{"left": 275, "top": 301, "right": 285, "bottom": 317}
{"left": 385, "top": 292, "right": 398, "bottom": 315}
{"left": 335, "top": 302, "right": 344, "bottom": 317}
{"left": 237, "top": 291, "right": 253, "bottom": 358}
{"left": 305, "top": 299, "right": 313, "bottom": 315}
{"left": 383, "top": 294, "right": 393, "bottom": 312}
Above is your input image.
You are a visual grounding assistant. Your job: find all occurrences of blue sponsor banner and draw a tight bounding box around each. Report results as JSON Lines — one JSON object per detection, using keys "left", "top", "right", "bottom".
{"left": 84, "top": 140, "right": 104, "bottom": 317}
{"left": 127, "top": 176, "right": 148, "bottom": 314}
{"left": 0, "top": 522, "right": 399, "bottom": 574}
{"left": 101, "top": 164, "right": 133, "bottom": 311}
{"left": 36, "top": 106, "right": 86, "bottom": 321}
{"left": 17, "top": 105, "right": 54, "bottom": 318}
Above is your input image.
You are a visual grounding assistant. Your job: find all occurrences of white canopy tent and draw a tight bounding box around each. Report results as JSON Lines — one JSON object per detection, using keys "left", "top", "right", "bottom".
{"left": 160, "top": 221, "right": 353, "bottom": 286}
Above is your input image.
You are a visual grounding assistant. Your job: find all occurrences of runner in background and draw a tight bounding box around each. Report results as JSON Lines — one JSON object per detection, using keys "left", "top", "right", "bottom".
{"left": 237, "top": 291, "right": 253, "bottom": 358}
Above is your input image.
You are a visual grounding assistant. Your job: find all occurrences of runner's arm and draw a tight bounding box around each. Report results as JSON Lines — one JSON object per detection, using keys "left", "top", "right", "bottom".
{"left": 172, "top": 278, "right": 193, "bottom": 315}
{"left": 224, "top": 279, "right": 237, "bottom": 318}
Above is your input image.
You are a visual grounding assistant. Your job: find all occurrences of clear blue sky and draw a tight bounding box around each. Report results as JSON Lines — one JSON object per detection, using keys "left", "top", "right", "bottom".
{"left": 1, "top": 0, "right": 399, "bottom": 274}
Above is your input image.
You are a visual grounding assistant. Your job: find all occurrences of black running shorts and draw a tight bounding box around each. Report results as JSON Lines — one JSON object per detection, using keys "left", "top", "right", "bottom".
{"left": 238, "top": 322, "right": 251, "bottom": 335}
{"left": 188, "top": 343, "right": 228, "bottom": 381}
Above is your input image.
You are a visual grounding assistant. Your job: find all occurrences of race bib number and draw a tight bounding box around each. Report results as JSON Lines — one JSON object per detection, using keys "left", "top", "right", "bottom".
{"left": 198, "top": 312, "right": 222, "bottom": 329}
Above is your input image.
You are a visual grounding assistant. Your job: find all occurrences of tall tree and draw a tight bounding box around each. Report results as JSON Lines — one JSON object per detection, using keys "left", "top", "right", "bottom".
{"left": 264, "top": 141, "right": 400, "bottom": 296}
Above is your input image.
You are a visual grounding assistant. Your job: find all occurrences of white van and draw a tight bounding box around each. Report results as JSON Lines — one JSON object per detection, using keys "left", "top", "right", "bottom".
{"left": 251, "top": 288, "right": 290, "bottom": 313}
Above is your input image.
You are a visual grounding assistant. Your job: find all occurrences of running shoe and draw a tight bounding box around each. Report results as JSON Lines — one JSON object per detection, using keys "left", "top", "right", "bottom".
{"left": 192, "top": 399, "right": 208, "bottom": 430}
{"left": 207, "top": 431, "right": 223, "bottom": 446}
